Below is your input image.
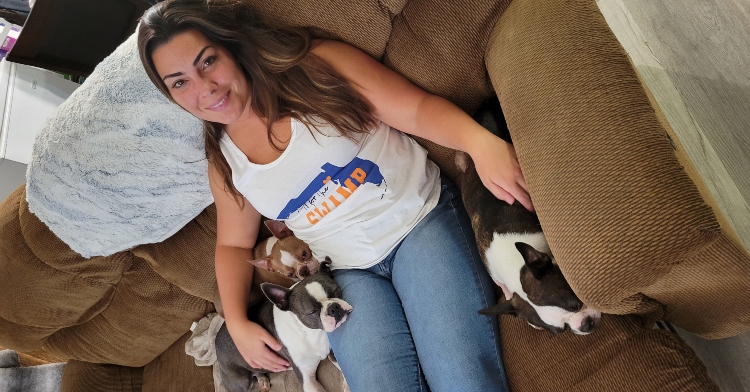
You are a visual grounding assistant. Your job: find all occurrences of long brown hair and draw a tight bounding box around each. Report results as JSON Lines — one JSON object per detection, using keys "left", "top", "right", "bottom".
{"left": 137, "top": 0, "right": 376, "bottom": 207}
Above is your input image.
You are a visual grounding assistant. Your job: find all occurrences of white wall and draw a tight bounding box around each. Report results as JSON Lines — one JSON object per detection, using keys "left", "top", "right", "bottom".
{"left": 0, "top": 60, "right": 79, "bottom": 202}
{"left": 0, "top": 60, "right": 79, "bottom": 164}
{"left": 0, "top": 159, "right": 25, "bottom": 200}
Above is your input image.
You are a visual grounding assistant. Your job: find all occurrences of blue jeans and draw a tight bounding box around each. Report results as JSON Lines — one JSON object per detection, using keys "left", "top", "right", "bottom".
{"left": 328, "top": 178, "right": 509, "bottom": 392}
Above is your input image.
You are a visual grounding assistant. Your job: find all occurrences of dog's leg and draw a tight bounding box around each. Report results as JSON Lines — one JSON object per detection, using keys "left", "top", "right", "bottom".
{"left": 328, "top": 352, "right": 350, "bottom": 392}
{"left": 252, "top": 370, "right": 271, "bottom": 392}
{"left": 299, "top": 364, "right": 326, "bottom": 392}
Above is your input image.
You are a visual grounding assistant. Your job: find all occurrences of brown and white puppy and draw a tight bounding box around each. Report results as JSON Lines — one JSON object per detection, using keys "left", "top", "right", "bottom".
{"left": 457, "top": 97, "right": 601, "bottom": 334}
{"left": 252, "top": 220, "right": 321, "bottom": 280}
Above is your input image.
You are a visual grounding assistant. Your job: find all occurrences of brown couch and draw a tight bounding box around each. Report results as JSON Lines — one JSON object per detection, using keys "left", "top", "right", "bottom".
{"left": 2, "top": 0, "right": 749, "bottom": 390}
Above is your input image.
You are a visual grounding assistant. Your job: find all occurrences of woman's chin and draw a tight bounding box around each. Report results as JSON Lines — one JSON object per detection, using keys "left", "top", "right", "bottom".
{"left": 200, "top": 111, "right": 240, "bottom": 125}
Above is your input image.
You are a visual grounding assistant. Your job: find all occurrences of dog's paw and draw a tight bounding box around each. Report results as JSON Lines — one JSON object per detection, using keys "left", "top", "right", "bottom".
{"left": 257, "top": 373, "right": 271, "bottom": 392}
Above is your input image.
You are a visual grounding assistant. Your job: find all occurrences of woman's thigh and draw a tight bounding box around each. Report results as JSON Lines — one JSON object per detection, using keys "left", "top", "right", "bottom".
{"left": 391, "top": 181, "right": 509, "bottom": 392}
{"left": 328, "top": 267, "right": 428, "bottom": 392}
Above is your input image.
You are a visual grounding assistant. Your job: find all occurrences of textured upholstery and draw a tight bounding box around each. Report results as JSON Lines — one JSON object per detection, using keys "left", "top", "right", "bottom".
{"left": 61, "top": 361, "right": 143, "bottom": 392}
{"left": 245, "top": 0, "right": 395, "bottom": 59}
{"left": 1, "top": 0, "right": 745, "bottom": 390}
{"left": 383, "top": 0, "right": 512, "bottom": 181}
{"left": 1, "top": 187, "right": 213, "bottom": 366}
{"left": 485, "top": 0, "right": 750, "bottom": 339}
{"left": 499, "top": 314, "right": 718, "bottom": 392}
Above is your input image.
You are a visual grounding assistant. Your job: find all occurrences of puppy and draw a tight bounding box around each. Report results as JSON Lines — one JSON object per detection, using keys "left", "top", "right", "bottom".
{"left": 457, "top": 97, "right": 601, "bottom": 334}
{"left": 215, "top": 261, "right": 352, "bottom": 392}
{"left": 252, "top": 220, "right": 321, "bottom": 280}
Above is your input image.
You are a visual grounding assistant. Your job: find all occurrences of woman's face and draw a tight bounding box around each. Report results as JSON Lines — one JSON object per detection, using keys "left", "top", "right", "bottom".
{"left": 152, "top": 29, "right": 251, "bottom": 124}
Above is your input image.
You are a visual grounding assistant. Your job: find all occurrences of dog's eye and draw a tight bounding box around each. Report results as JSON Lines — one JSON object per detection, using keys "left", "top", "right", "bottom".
{"left": 307, "top": 309, "right": 319, "bottom": 316}
{"left": 301, "top": 251, "right": 307, "bottom": 259}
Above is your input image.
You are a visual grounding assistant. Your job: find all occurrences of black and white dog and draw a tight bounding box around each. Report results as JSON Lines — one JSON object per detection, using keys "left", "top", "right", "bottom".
{"left": 215, "top": 260, "right": 352, "bottom": 391}
{"left": 457, "top": 97, "right": 601, "bottom": 334}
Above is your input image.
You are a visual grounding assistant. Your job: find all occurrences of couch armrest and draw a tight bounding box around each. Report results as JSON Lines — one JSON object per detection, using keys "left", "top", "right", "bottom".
{"left": 485, "top": 0, "right": 750, "bottom": 337}
{"left": 60, "top": 360, "right": 143, "bottom": 392}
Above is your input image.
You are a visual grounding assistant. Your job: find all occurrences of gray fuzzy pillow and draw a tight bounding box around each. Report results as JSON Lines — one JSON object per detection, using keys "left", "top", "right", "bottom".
{"left": 26, "top": 33, "right": 212, "bottom": 258}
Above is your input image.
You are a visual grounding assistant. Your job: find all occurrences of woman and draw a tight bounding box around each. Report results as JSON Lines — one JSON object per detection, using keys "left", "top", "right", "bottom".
{"left": 138, "top": 0, "right": 532, "bottom": 390}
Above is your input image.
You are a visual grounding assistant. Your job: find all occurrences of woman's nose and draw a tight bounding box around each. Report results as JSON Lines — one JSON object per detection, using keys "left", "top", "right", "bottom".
{"left": 199, "top": 77, "right": 217, "bottom": 96}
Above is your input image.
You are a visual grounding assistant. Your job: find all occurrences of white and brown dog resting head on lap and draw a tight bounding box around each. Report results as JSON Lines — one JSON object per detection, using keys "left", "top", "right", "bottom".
{"left": 251, "top": 220, "right": 321, "bottom": 280}
{"left": 457, "top": 97, "right": 601, "bottom": 334}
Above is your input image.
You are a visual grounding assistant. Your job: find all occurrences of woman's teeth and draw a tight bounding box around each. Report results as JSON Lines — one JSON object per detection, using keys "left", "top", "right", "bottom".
{"left": 211, "top": 95, "right": 227, "bottom": 109}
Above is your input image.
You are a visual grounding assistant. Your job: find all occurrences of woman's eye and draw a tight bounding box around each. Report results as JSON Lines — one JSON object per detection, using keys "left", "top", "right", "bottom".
{"left": 203, "top": 56, "right": 216, "bottom": 67}
{"left": 172, "top": 80, "right": 184, "bottom": 89}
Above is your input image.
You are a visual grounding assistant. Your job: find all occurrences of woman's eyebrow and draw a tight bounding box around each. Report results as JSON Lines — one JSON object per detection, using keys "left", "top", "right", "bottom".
{"left": 162, "top": 72, "right": 183, "bottom": 81}
{"left": 192, "top": 46, "right": 210, "bottom": 67}
{"left": 161, "top": 46, "right": 211, "bottom": 81}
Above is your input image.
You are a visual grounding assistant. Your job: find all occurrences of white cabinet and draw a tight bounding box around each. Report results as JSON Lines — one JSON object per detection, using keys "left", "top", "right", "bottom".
{"left": 0, "top": 59, "right": 80, "bottom": 164}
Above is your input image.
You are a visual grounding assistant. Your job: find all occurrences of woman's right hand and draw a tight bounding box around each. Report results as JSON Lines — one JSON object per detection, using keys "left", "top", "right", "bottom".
{"left": 227, "top": 318, "right": 290, "bottom": 372}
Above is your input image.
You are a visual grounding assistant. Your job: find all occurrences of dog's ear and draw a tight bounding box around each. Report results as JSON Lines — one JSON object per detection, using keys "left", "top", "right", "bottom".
{"left": 478, "top": 298, "right": 517, "bottom": 316}
{"left": 261, "top": 283, "right": 291, "bottom": 310}
{"left": 320, "top": 257, "right": 333, "bottom": 275}
{"left": 454, "top": 152, "right": 472, "bottom": 173}
{"left": 265, "top": 220, "right": 294, "bottom": 239}
{"left": 515, "top": 242, "right": 553, "bottom": 280}
{"left": 250, "top": 258, "right": 273, "bottom": 271}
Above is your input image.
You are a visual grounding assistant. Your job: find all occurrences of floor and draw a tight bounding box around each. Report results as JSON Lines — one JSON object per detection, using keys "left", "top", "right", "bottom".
{"left": 596, "top": 1, "right": 750, "bottom": 391}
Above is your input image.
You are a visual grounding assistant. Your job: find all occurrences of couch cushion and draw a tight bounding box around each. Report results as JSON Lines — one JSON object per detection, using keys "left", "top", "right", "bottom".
{"left": 141, "top": 331, "right": 213, "bottom": 392}
{"left": 484, "top": 0, "right": 750, "bottom": 337}
{"left": 131, "top": 205, "right": 219, "bottom": 302}
{"left": 43, "top": 257, "right": 211, "bottom": 367}
{"left": 245, "top": 0, "right": 395, "bottom": 59}
{"left": 0, "top": 186, "right": 118, "bottom": 350}
{"left": 499, "top": 314, "right": 718, "bottom": 391}
{"left": 381, "top": 0, "right": 512, "bottom": 179}
{"left": 60, "top": 360, "right": 143, "bottom": 392}
{"left": 384, "top": 0, "right": 510, "bottom": 111}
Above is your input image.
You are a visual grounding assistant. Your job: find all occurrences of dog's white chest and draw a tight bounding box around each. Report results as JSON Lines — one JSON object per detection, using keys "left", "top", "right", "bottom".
{"left": 274, "top": 307, "right": 330, "bottom": 369}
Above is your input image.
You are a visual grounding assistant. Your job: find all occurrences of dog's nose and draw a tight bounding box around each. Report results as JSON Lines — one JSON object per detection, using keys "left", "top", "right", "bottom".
{"left": 298, "top": 266, "right": 310, "bottom": 278}
{"left": 327, "top": 303, "right": 345, "bottom": 320}
{"left": 579, "top": 317, "right": 596, "bottom": 333}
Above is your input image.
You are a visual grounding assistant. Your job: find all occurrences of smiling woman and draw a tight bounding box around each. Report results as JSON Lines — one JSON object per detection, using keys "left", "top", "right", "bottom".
{"left": 137, "top": 3, "right": 376, "bottom": 208}
{"left": 136, "top": 0, "right": 533, "bottom": 391}
{"left": 151, "top": 30, "right": 251, "bottom": 125}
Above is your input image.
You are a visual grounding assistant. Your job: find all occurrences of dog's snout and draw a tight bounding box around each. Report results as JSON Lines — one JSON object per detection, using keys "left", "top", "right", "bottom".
{"left": 328, "top": 303, "right": 345, "bottom": 320}
{"left": 298, "top": 266, "right": 310, "bottom": 277}
{"left": 579, "top": 317, "right": 596, "bottom": 333}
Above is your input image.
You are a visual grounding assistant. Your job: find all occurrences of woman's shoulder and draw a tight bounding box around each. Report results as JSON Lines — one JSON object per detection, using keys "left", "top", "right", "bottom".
{"left": 309, "top": 39, "right": 367, "bottom": 63}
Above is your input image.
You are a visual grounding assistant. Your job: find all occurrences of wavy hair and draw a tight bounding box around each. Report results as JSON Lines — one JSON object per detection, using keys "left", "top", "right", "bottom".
{"left": 138, "top": 0, "right": 376, "bottom": 207}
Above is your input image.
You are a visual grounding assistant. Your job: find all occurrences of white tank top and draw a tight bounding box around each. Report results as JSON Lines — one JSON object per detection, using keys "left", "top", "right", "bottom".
{"left": 219, "top": 117, "right": 441, "bottom": 269}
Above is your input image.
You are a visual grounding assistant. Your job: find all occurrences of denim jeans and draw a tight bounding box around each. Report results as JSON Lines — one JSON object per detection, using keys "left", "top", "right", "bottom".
{"left": 328, "top": 178, "right": 510, "bottom": 392}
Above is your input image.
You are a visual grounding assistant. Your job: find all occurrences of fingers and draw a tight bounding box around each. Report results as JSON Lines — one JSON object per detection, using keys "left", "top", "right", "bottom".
{"left": 245, "top": 347, "right": 290, "bottom": 372}
{"left": 517, "top": 174, "right": 529, "bottom": 195}
{"left": 484, "top": 180, "right": 515, "bottom": 206}
{"left": 507, "top": 182, "right": 534, "bottom": 212}
{"left": 236, "top": 323, "right": 290, "bottom": 372}
{"left": 484, "top": 176, "right": 534, "bottom": 212}
{"left": 257, "top": 331, "right": 290, "bottom": 370}
{"left": 258, "top": 329, "right": 283, "bottom": 352}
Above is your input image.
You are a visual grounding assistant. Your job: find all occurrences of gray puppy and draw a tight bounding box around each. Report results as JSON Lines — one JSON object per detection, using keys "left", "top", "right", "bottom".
{"left": 215, "top": 261, "right": 352, "bottom": 392}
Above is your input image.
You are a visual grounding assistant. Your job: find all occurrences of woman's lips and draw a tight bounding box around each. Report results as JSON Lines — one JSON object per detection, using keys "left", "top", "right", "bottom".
{"left": 208, "top": 92, "right": 229, "bottom": 110}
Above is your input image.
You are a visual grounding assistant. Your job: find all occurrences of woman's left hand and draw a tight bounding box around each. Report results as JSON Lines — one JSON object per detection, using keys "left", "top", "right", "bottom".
{"left": 468, "top": 131, "right": 534, "bottom": 211}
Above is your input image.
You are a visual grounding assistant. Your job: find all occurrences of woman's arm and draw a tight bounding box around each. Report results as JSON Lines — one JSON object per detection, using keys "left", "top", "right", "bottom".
{"left": 209, "top": 163, "right": 290, "bottom": 371}
{"left": 310, "top": 40, "right": 533, "bottom": 211}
